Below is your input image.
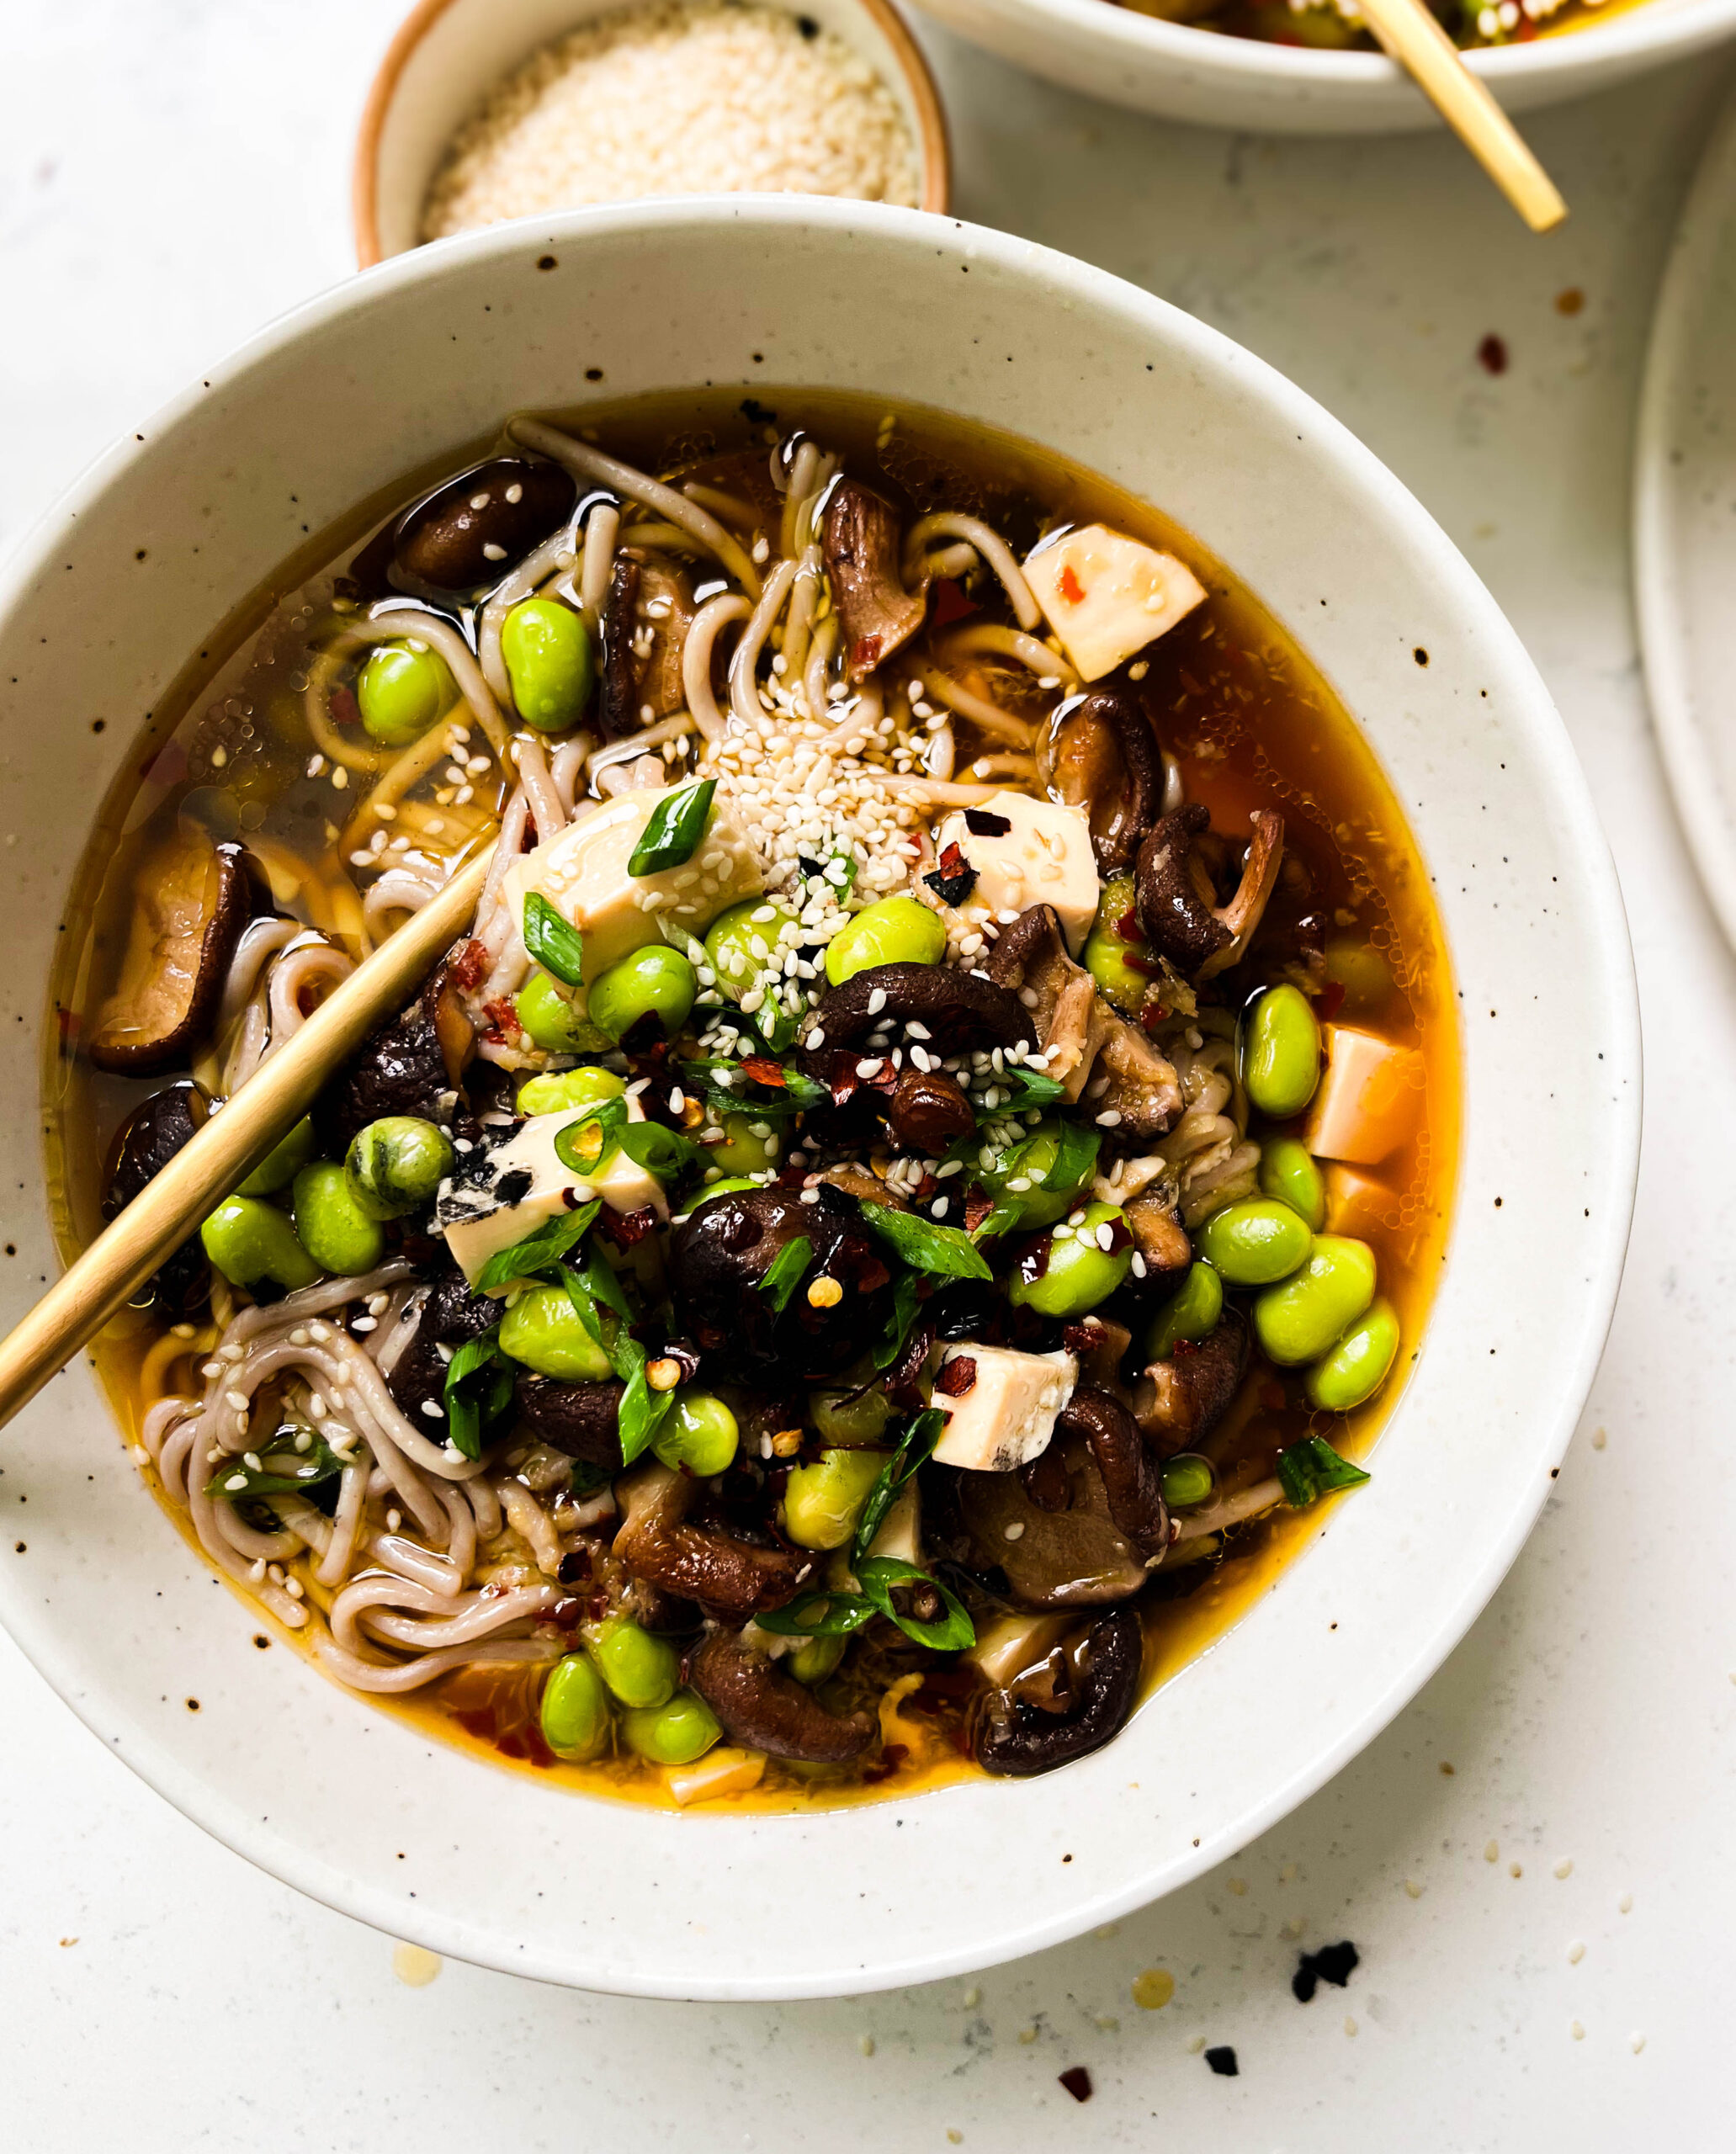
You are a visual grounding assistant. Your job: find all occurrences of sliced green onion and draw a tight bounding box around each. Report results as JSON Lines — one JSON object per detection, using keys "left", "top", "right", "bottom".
{"left": 628, "top": 779, "right": 717, "bottom": 876}
{"left": 523, "top": 891, "right": 585, "bottom": 989}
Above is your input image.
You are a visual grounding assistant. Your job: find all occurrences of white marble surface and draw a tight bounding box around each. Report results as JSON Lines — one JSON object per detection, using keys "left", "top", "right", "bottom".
{"left": 3, "top": 6, "right": 1733, "bottom": 2145}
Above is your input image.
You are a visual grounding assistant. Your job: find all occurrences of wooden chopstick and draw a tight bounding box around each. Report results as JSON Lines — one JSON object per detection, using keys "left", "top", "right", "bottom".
{"left": 1356, "top": 0, "right": 1568, "bottom": 235}
{"left": 0, "top": 846, "right": 495, "bottom": 1434}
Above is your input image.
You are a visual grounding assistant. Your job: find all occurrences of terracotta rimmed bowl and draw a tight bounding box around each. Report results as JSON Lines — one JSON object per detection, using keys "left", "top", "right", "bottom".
{"left": 0, "top": 199, "right": 1638, "bottom": 1999}
{"left": 353, "top": 0, "right": 950, "bottom": 263}
{"left": 907, "top": 0, "right": 1736, "bottom": 133}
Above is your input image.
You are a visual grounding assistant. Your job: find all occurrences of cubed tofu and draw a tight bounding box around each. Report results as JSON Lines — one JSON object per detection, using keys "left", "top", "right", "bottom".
{"left": 437, "top": 1106, "right": 667, "bottom": 1289}
{"left": 1023, "top": 523, "right": 1207, "bottom": 682}
{"left": 503, "top": 784, "right": 763, "bottom": 986}
{"left": 1304, "top": 1026, "right": 1421, "bottom": 1165}
{"left": 666, "top": 1748, "right": 767, "bottom": 1807}
{"left": 933, "top": 790, "right": 1097, "bottom": 953}
{"left": 931, "top": 1344, "right": 1078, "bottom": 1472}
{"left": 1324, "top": 1162, "right": 1399, "bottom": 1239}
{"left": 969, "top": 1611, "right": 1071, "bottom": 1689}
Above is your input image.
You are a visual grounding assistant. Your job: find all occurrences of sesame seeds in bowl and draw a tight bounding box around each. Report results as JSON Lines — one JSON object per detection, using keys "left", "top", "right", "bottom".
{"left": 356, "top": 0, "right": 949, "bottom": 263}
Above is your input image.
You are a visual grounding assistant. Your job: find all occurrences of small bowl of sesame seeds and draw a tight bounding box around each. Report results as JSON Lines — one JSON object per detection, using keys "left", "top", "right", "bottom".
{"left": 354, "top": 0, "right": 948, "bottom": 263}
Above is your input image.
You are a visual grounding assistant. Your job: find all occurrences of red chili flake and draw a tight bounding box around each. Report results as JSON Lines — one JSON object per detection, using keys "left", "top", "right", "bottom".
{"left": 963, "top": 1187, "right": 995, "bottom": 1233}
{"left": 739, "top": 1056, "right": 788, "bottom": 1087}
{"left": 930, "top": 577, "right": 979, "bottom": 627}
{"left": 935, "top": 1355, "right": 977, "bottom": 1398}
{"left": 1477, "top": 333, "right": 1509, "bottom": 375}
{"left": 964, "top": 808, "right": 1012, "bottom": 838}
{"left": 852, "top": 634, "right": 884, "bottom": 673}
{"left": 859, "top": 1742, "right": 910, "bottom": 1785}
{"left": 595, "top": 1205, "right": 658, "bottom": 1249}
{"left": 481, "top": 995, "right": 522, "bottom": 1043}
{"left": 913, "top": 1173, "right": 939, "bottom": 1204}
{"left": 1139, "top": 1004, "right": 1170, "bottom": 1035}
{"left": 1017, "top": 1232, "right": 1055, "bottom": 1285}
{"left": 1114, "top": 908, "right": 1145, "bottom": 942}
{"left": 330, "top": 683, "right": 361, "bottom": 728}
{"left": 447, "top": 937, "right": 489, "bottom": 990}
{"left": 1059, "top": 2067, "right": 1093, "bottom": 2104}
{"left": 1058, "top": 564, "right": 1086, "bottom": 606}
{"left": 1102, "top": 1216, "right": 1134, "bottom": 1255}
{"left": 1171, "top": 1337, "right": 1201, "bottom": 1359}
{"left": 1124, "top": 952, "right": 1165, "bottom": 979}
{"left": 1061, "top": 1321, "right": 1102, "bottom": 1355}
{"left": 1317, "top": 980, "right": 1346, "bottom": 1023}
{"left": 924, "top": 839, "right": 978, "bottom": 908}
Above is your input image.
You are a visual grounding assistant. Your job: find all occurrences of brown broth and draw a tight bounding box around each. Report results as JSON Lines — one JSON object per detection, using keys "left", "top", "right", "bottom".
{"left": 45, "top": 387, "right": 1458, "bottom": 1812}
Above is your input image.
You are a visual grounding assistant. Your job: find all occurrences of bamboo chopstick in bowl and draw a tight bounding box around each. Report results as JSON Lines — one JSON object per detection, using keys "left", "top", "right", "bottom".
{"left": 0, "top": 846, "right": 496, "bottom": 1435}
{"left": 1357, "top": 0, "right": 1568, "bottom": 234}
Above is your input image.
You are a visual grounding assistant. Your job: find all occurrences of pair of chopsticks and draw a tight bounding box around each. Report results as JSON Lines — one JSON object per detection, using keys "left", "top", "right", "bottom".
{"left": 0, "top": 847, "right": 496, "bottom": 1435}
{"left": 1362, "top": 0, "right": 1567, "bottom": 234}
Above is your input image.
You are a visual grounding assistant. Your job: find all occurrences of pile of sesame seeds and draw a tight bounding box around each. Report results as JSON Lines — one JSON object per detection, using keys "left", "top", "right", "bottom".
{"left": 420, "top": 0, "right": 921, "bottom": 243}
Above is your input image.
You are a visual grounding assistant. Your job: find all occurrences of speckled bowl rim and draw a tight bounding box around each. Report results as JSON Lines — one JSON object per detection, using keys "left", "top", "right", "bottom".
{"left": 352, "top": 0, "right": 953, "bottom": 265}
{"left": 0, "top": 199, "right": 1640, "bottom": 1999}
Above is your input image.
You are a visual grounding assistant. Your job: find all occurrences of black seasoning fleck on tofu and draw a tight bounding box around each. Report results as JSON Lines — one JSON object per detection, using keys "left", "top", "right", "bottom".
{"left": 1204, "top": 2045, "right": 1239, "bottom": 2077}
{"left": 434, "top": 1122, "right": 532, "bottom": 1235}
{"left": 963, "top": 808, "right": 1011, "bottom": 838}
{"left": 1058, "top": 2067, "right": 1092, "bottom": 2103}
{"left": 1292, "top": 1939, "right": 1360, "bottom": 2002}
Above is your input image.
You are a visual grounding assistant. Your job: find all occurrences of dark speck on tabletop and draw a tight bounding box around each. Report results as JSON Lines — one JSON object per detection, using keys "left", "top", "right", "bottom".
{"left": 1477, "top": 334, "right": 1508, "bottom": 375}
{"left": 1059, "top": 2066, "right": 1092, "bottom": 2103}
{"left": 1293, "top": 1939, "right": 1360, "bottom": 2002}
{"left": 1205, "top": 2045, "right": 1239, "bottom": 2077}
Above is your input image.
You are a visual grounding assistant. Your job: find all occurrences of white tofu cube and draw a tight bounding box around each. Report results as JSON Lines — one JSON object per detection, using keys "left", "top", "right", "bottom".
{"left": 1303, "top": 1025, "right": 1420, "bottom": 1166}
{"left": 503, "top": 783, "right": 763, "bottom": 986}
{"left": 438, "top": 1106, "right": 668, "bottom": 1289}
{"left": 931, "top": 1344, "right": 1078, "bottom": 1473}
{"left": 1023, "top": 523, "right": 1207, "bottom": 682}
{"left": 933, "top": 790, "right": 1097, "bottom": 954}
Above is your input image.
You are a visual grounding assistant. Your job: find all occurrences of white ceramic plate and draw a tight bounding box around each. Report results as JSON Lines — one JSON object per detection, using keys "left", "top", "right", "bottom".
{"left": 1635, "top": 86, "right": 1736, "bottom": 952}
{"left": 910, "top": 0, "right": 1736, "bottom": 134}
{"left": 0, "top": 199, "right": 1638, "bottom": 1999}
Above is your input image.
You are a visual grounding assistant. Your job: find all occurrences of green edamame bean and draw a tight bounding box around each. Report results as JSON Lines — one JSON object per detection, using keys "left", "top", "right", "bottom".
{"left": 199, "top": 1195, "right": 321, "bottom": 1292}
{"left": 502, "top": 597, "right": 594, "bottom": 734}
{"left": 515, "top": 969, "right": 597, "bottom": 1054}
{"left": 824, "top": 896, "right": 946, "bottom": 986}
{"left": 1324, "top": 935, "right": 1392, "bottom": 1016}
{"left": 345, "top": 1115, "right": 454, "bottom": 1219}
{"left": 584, "top": 1616, "right": 678, "bottom": 1710}
{"left": 1197, "top": 1197, "right": 1313, "bottom": 1287}
{"left": 1254, "top": 1235, "right": 1378, "bottom": 1366}
{"left": 356, "top": 641, "right": 455, "bottom": 747}
{"left": 1305, "top": 1297, "right": 1400, "bottom": 1412}
{"left": 1242, "top": 984, "right": 1321, "bottom": 1120}
{"left": 1146, "top": 1261, "right": 1224, "bottom": 1361}
{"left": 517, "top": 1065, "right": 625, "bottom": 1117}
{"left": 1259, "top": 1136, "right": 1326, "bottom": 1232}
{"left": 708, "top": 1111, "right": 778, "bottom": 1176}
{"left": 1006, "top": 1202, "right": 1133, "bottom": 1319}
{"left": 587, "top": 944, "right": 696, "bottom": 1043}
{"left": 1082, "top": 874, "right": 1148, "bottom": 1016}
{"left": 236, "top": 1116, "right": 316, "bottom": 1196}
{"left": 1161, "top": 1453, "right": 1216, "bottom": 1509}
{"left": 809, "top": 1385, "right": 893, "bottom": 1446}
{"left": 622, "top": 1689, "right": 723, "bottom": 1766}
{"left": 498, "top": 1284, "right": 613, "bottom": 1381}
{"left": 291, "top": 1161, "right": 385, "bottom": 1276}
{"left": 986, "top": 1122, "right": 1096, "bottom": 1230}
{"left": 539, "top": 1652, "right": 612, "bottom": 1762}
{"left": 652, "top": 1391, "right": 739, "bottom": 1478}
{"left": 783, "top": 1448, "right": 889, "bottom": 1551}
{"left": 705, "top": 900, "right": 798, "bottom": 996}
{"left": 786, "top": 1632, "right": 847, "bottom": 1685}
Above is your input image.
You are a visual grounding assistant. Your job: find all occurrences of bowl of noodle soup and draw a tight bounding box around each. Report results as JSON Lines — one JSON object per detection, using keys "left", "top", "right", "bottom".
{"left": 0, "top": 199, "right": 1637, "bottom": 1996}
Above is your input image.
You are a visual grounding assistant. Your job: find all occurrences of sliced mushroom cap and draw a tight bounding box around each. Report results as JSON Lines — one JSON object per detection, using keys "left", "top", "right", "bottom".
{"left": 394, "top": 456, "right": 576, "bottom": 590}
{"left": 1134, "top": 1305, "right": 1251, "bottom": 1448}
{"left": 821, "top": 480, "right": 926, "bottom": 684}
{"left": 599, "top": 549, "right": 695, "bottom": 740}
{"left": 513, "top": 1375, "right": 627, "bottom": 1470}
{"left": 688, "top": 1629, "right": 873, "bottom": 1764}
{"left": 953, "top": 1426, "right": 1149, "bottom": 1608}
{"left": 886, "top": 1066, "right": 975, "bottom": 1153}
{"left": 669, "top": 1187, "right": 894, "bottom": 1383}
{"left": 970, "top": 1607, "right": 1144, "bottom": 1777}
{"left": 88, "top": 835, "right": 249, "bottom": 1075}
{"left": 386, "top": 1271, "right": 505, "bottom": 1434}
{"left": 1136, "top": 804, "right": 1285, "bottom": 984}
{"left": 317, "top": 958, "right": 471, "bottom": 1151}
{"left": 1049, "top": 685, "right": 1165, "bottom": 873}
{"left": 985, "top": 906, "right": 1180, "bottom": 1138}
{"left": 102, "top": 1080, "right": 213, "bottom": 1317}
{"left": 613, "top": 1462, "right": 809, "bottom": 1624}
{"left": 1055, "top": 1388, "right": 1170, "bottom": 1557}
{"left": 801, "top": 962, "right": 1034, "bottom": 1074}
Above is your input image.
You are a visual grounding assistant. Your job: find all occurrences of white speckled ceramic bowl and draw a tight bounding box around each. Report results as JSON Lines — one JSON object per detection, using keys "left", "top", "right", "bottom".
{"left": 908, "top": 0, "right": 1736, "bottom": 134}
{"left": 0, "top": 199, "right": 1638, "bottom": 1999}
